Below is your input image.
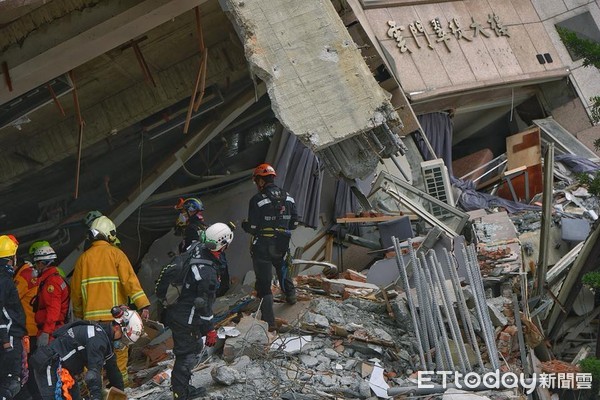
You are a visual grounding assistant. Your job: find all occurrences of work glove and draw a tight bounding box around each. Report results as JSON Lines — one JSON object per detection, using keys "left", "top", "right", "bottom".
{"left": 241, "top": 220, "right": 251, "bottom": 233}
{"left": 204, "top": 330, "right": 217, "bottom": 347}
{"left": 38, "top": 332, "right": 50, "bottom": 347}
{"left": 140, "top": 307, "right": 150, "bottom": 321}
{"left": 2, "top": 342, "right": 13, "bottom": 352}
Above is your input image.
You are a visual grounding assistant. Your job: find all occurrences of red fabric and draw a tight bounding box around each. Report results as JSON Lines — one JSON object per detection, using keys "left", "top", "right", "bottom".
{"left": 34, "top": 267, "right": 70, "bottom": 335}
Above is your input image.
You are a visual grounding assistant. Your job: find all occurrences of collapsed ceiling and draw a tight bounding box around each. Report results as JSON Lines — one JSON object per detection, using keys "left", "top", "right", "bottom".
{"left": 0, "top": 0, "right": 404, "bottom": 264}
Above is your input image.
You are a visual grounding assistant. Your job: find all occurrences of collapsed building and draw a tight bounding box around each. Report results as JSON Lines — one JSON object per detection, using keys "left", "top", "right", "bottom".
{"left": 3, "top": 0, "right": 600, "bottom": 399}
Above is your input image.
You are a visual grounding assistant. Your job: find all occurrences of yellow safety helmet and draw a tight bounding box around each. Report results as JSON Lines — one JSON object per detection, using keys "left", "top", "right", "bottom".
{"left": 90, "top": 216, "right": 118, "bottom": 244}
{"left": 0, "top": 235, "right": 18, "bottom": 258}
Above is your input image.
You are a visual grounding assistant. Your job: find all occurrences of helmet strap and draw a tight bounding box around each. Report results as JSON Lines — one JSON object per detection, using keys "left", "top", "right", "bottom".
{"left": 255, "top": 177, "right": 266, "bottom": 191}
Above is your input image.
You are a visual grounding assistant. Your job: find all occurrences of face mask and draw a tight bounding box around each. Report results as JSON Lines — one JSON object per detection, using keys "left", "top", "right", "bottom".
{"left": 176, "top": 213, "right": 188, "bottom": 227}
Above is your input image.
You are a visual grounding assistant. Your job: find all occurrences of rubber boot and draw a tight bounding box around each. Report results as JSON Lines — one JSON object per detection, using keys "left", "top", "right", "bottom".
{"left": 187, "top": 385, "right": 207, "bottom": 399}
{"left": 285, "top": 288, "right": 297, "bottom": 305}
{"left": 260, "top": 294, "right": 276, "bottom": 330}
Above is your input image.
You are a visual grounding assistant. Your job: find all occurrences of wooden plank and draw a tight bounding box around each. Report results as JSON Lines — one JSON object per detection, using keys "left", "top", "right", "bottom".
{"left": 506, "top": 127, "right": 541, "bottom": 169}
{"left": 498, "top": 127, "right": 543, "bottom": 199}
{"left": 106, "top": 387, "right": 127, "bottom": 400}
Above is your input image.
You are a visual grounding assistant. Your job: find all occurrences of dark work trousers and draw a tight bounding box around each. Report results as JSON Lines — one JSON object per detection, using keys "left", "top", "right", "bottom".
{"left": 0, "top": 335, "right": 24, "bottom": 400}
{"left": 252, "top": 238, "right": 295, "bottom": 299}
{"left": 34, "top": 358, "right": 81, "bottom": 400}
{"left": 216, "top": 253, "right": 230, "bottom": 297}
{"left": 167, "top": 315, "right": 202, "bottom": 399}
{"left": 14, "top": 337, "right": 40, "bottom": 400}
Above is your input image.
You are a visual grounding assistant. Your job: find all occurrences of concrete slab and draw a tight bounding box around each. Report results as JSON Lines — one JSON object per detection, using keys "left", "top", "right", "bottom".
{"left": 222, "top": 0, "right": 401, "bottom": 179}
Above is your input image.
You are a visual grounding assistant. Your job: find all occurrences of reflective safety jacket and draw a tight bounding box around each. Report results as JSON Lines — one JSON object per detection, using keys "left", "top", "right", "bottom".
{"left": 0, "top": 265, "right": 26, "bottom": 343}
{"left": 13, "top": 262, "right": 39, "bottom": 336}
{"left": 49, "top": 321, "right": 123, "bottom": 399}
{"left": 245, "top": 183, "right": 298, "bottom": 237}
{"left": 71, "top": 241, "right": 150, "bottom": 321}
{"left": 34, "top": 266, "right": 70, "bottom": 335}
{"left": 156, "top": 244, "right": 219, "bottom": 334}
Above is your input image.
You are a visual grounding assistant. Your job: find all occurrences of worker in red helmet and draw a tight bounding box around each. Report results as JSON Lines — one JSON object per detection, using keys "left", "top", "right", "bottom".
{"left": 242, "top": 163, "right": 299, "bottom": 331}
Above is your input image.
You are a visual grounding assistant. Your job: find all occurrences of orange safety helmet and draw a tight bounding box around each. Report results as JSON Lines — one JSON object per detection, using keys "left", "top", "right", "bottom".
{"left": 253, "top": 163, "right": 277, "bottom": 178}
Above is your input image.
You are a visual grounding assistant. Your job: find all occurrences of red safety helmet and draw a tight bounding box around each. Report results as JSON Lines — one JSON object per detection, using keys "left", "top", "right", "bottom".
{"left": 253, "top": 163, "right": 277, "bottom": 178}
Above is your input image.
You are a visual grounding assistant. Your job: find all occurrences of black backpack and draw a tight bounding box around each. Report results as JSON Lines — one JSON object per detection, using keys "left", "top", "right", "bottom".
{"left": 155, "top": 253, "right": 193, "bottom": 307}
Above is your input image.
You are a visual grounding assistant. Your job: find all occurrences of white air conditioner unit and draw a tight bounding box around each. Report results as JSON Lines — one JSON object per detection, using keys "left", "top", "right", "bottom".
{"left": 420, "top": 159, "right": 455, "bottom": 219}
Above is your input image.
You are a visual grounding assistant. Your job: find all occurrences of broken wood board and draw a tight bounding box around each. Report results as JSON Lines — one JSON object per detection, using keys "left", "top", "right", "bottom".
{"left": 519, "top": 226, "right": 569, "bottom": 273}
{"left": 498, "top": 127, "right": 543, "bottom": 200}
{"left": 106, "top": 387, "right": 127, "bottom": 400}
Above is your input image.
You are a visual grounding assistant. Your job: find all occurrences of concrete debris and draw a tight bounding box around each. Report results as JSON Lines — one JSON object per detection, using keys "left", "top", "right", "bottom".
{"left": 126, "top": 175, "right": 600, "bottom": 400}
{"left": 222, "top": 316, "right": 270, "bottom": 362}
{"left": 211, "top": 365, "right": 241, "bottom": 386}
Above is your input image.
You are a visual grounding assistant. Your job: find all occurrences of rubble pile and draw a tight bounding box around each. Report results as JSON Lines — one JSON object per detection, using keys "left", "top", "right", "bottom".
{"left": 127, "top": 152, "right": 600, "bottom": 399}
{"left": 125, "top": 295, "right": 421, "bottom": 400}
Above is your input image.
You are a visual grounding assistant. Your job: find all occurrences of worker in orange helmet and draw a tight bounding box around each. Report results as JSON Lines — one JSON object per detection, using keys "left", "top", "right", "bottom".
{"left": 242, "top": 163, "right": 299, "bottom": 331}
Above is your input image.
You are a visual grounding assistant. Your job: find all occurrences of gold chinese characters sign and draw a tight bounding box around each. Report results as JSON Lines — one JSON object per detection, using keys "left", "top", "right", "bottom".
{"left": 387, "top": 13, "right": 509, "bottom": 53}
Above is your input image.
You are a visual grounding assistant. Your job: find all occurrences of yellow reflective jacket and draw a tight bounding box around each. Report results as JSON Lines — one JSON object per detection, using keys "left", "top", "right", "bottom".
{"left": 71, "top": 241, "right": 150, "bottom": 321}
{"left": 13, "top": 262, "right": 39, "bottom": 336}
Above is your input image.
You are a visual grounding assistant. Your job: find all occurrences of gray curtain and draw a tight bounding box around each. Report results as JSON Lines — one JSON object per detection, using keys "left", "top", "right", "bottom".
{"left": 334, "top": 174, "right": 375, "bottom": 219}
{"left": 415, "top": 112, "right": 454, "bottom": 176}
{"left": 274, "top": 130, "right": 323, "bottom": 228}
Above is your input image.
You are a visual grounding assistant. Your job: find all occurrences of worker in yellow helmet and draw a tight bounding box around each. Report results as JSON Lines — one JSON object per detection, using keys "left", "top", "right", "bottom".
{"left": 0, "top": 235, "right": 26, "bottom": 400}
{"left": 71, "top": 216, "right": 150, "bottom": 386}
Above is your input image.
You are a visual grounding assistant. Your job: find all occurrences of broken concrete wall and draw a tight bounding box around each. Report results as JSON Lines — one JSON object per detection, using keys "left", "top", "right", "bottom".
{"left": 221, "top": 0, "right": 403, "bottom": 179}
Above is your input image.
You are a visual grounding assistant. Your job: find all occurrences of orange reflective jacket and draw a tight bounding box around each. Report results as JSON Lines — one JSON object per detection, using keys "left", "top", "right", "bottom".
{"left": 13, "top": 263, "right": 39, "bottom": 336}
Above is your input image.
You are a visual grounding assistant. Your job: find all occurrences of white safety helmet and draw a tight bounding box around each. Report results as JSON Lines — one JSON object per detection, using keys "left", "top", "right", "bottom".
{"left": 90, "top": 216, "right": 118, "bottom": 244}
{"left": 112, "top": 306, "right": 144, "bottom": 345}
{"left": 33, "top": 245, "right": 57, "bottom": 263}
{"left": 204, "top": 222, "right": 234, "bottom": 251}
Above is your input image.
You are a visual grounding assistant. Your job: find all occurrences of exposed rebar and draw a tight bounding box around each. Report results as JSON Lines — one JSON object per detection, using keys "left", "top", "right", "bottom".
{"left": 392, "top": 237, "right": 426, "bottom": 369}
{"left": 429, "top": 251, "right": 470, "bottom": 373}
{"left": 444, "top": 248, "right": 484, "bottom": 370}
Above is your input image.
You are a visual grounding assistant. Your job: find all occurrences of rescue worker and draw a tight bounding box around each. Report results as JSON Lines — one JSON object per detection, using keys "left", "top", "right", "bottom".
{"left": 0, "top": 235, "right": 26, "bottom": 400}
{"left": 82, "top": 210, "right": 121, "bottom": 250}
{"left": 71, "top": 216, "right": 150, "bottom": 386}
{"left": 14, "top": 241, "right": 48, "bottom": 341}
{"left": 242, "top": 163, "right": 299, "bottom": 331}
{"left": 155, "top": 223, "right": 233, "bottom": 400}
{"left": 31, "top": 245, "right": 70, "bottom": 347}
{"left": 176, "top": 197, "right": 208, "bottom": 252}
{"left": 83, "top": 210, "right": 103, "bottom": 228}
{"left": 31, "top": 307, "right": 143, "bottom": 400}
{"left": 13, "top": 241, "right": 47, "bottom": 400}
{"left": 174, "top": 198, "right": 232, "bottom": 296}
